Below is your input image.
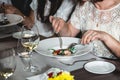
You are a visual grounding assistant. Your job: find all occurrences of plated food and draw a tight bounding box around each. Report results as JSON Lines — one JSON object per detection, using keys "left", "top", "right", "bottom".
{"left": 0, "top": 20, "right": 10, "bottom": 25}
{"left": 35, "top": 37, "right": 93, "bottom": 59}
{"left": 50, "top": 46, "right": 76, "bottom": 56}
{"left": 35, "top": 37, "right": 93, "bottom": 71}
{"left": 47, "top": 68, "right": 74, "bottom": 80}
{"left": 0, "top": 14, "right": 23, "bottom": 27}
{"left": 27, "top": 68, "right": 74, "bottom": 80}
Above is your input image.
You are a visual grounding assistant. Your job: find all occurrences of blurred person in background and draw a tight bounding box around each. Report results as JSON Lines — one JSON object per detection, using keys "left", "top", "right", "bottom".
{"left": 4, "top": 0, "right": 34, "bottom": 28}
{"left": 30, "top": 0, "right": 78, "bottom": 39}
{"left": 50, "top": 0, "right": 120, "bottom": 58}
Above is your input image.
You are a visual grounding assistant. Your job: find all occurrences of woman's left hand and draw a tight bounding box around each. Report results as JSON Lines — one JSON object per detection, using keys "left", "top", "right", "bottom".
{"left": 81, "top": 30, "right": 108, "bottom": 44}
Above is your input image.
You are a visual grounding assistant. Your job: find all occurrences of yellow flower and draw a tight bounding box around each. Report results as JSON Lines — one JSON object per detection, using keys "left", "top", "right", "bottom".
{"left": 48, "top": 71, "right": 74, "bottom": 80}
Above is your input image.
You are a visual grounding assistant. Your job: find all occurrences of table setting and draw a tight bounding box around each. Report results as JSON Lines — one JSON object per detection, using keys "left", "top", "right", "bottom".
{"left": 34, "top": 37, "right": 95, "bottom": 71}
{"left": 0, "top": 2, "right": 120, "bottom": 79}
{"left": 0, "top": 34, "right": 120, "bottom": 80}
{"left": 0, "top": 12, "right": 23, "bottom": 50}
{"left": 0, "top": 13, "right": 23, "bottom": 39}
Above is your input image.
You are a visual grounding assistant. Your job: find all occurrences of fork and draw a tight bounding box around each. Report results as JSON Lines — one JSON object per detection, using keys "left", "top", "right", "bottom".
{"left": 2, "top": 2, "right": 8, "bottom": 21}
{"left": 55, "top": 32, "right": 63, "bottom": 49}
{"left": 59, "top": 58, "right": 96, "bottom": 66}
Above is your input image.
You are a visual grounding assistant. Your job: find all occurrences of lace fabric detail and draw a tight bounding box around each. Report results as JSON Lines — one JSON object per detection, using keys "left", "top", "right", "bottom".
{"left": 92, "top": 40, "right": 117, "bottom": 59}
{"left": 70, "top": 1, "right": 120, "bottom": 59}
{"left": 86, "top": 2, "right": 120, "bottom": 24}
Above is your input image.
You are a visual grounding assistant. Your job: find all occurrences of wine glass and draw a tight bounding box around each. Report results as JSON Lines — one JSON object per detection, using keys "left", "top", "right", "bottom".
{"left": 0, "top": 48, "right": 16, "bottom": 80}
{"left": 20, "top": 25, "right": 40, "bottom": 72}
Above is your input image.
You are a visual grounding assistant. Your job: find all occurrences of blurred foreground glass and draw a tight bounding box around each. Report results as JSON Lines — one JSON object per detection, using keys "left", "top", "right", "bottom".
{"left": 0, "top": 48, "right": 16, "bottom": 80}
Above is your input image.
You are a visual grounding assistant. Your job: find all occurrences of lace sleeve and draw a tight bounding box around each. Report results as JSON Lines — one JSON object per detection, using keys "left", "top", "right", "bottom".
{"left": 54, "top": 0, "right": 74, "bottom": 21}
{"left": 70, "top": 2, "right": 88, "bottom": 30}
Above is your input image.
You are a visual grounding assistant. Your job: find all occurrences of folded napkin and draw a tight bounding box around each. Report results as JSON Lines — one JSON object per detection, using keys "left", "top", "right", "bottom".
{"left": 26, "top": 68, "right": 63, "bottom": 80}
{"left": 26, "top": 73, "right": 48, "bottom": 80}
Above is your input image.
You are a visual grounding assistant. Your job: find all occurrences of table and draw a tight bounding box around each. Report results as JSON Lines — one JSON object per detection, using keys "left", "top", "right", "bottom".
{"left": 0, "top": 37, "right": 50, "bottom": 80}
{"left": 71, "top": 60, "right": 120, "bottom": 80}
{"left": 0, "top": 37, "right": 120, "bottom": 80}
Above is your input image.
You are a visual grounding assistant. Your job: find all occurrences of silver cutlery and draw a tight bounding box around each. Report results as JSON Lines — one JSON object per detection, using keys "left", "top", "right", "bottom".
{"left": 55, "top": 32, "right": 63, "bottom": 49}
{"left": 59, "top": 58, "right": 96, "bottom": 66}
{"left": 2, "top": 2, "right": 8, "bottom": 22}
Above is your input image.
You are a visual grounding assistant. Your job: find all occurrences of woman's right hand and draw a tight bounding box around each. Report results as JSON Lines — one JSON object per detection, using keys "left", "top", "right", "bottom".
{"left": 22, "top": 16, "right": 34, "bottom": 29}
{"left": 49, "top": 16, "right": 66, "bottom": 33}
{"left": 5, "top": 5, "right": 17, "bottom": 14}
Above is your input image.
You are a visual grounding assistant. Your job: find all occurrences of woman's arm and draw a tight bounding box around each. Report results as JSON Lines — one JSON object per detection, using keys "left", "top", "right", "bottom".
{"left": 54, "top": 0, "right": 75, "bottom": 21}
{"left": 5, "top": 5, "right": 25, "bottom": 17}
{"left": 49, "top": 16, "right": 80, "bottom": 37}
{"left": 102, "top": 33, "right": 120, "bottom": 57}
{"left": 5, "top": 4, "right": 34, "bottom": 29}
{"left": 81, "top": 30, "right": 120, "bottom": 57}
{"left": 22, "top": 10, "right": 34, "bottom": 29}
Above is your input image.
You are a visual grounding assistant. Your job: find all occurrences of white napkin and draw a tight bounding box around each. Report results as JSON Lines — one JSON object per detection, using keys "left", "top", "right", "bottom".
{"left": 26, "top": 68, "right": 63, "bottom": 80}
{"left": 26, "top": 73, "right": 48, "bottom": 80}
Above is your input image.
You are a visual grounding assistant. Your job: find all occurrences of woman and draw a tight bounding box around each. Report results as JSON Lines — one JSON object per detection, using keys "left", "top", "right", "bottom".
{"left": 5, "top": 0, "right": 34, "bottom": 28}
{"left": 30, "top": 0, "right": 77, "bottom": 38}
{"left": 50, "top": 0, "right": 120, "bottom": 58}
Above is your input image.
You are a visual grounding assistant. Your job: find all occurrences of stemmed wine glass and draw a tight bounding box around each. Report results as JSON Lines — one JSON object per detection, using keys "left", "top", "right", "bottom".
{"left": 0, "top": 48, "right": 16, "bottom": 80}
{"left": 20, "top": 25, "right": 40, "bottom": 72}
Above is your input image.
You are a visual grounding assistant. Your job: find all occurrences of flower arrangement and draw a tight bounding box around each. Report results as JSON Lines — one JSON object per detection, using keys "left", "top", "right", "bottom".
{"left": 47, "top": 70, "right": 74, "bottom": 80}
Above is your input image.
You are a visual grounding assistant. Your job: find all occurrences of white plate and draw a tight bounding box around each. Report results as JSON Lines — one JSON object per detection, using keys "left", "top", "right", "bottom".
{"left": 84, "top": 61, "right": 116, "bottom": 74}
{"left": 12, "top": 30, "right": 35, "bottom": 39}
{"left": 27, "top": 68, "right": 67, "bottom": 80}
{"left": 12, "top": 31, "right": 22, "bottom": 39}
{"left": 0, "top": 14, "right": 23, "bottom": 27}
{"left": 35, "top": 37, "right": 93, "bottom": 59}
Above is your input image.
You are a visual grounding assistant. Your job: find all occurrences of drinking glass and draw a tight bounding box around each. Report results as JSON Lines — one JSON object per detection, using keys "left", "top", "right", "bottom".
{"left": 20, "top": 25, "right": 40, "bottom": 72}
{"left": 0, "top": 48, "right": 16, "bottom": 80}
{"left": 16, "top": 39, "right": 29, "bottom": 71}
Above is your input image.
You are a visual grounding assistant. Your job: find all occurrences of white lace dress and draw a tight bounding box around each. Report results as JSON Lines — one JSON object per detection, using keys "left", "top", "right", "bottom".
{"left": 70, "top": 1, "right": 120, "bottom": 59}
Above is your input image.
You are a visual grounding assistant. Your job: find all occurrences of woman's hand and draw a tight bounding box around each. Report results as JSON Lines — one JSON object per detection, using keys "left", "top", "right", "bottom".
{"left": 5, "top": 5, "right": 34, "bottom": 29}
{"left": 22, "top": 17, "right": 34, "bottom": 29}
{"left": 81, "top": 30, "right": 120, "bottom": 57}
{"left": 49, "top": 16, "right": 66, "bottom": 33}
{"left": 81, "top": 30, "right": 108, "bottom": 44}
{"left": 5, "top": 5, "right": 17, "bottom": 14}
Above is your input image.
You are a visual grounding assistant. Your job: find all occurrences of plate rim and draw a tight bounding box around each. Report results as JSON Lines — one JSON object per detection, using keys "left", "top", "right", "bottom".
{"left": 12, "top": 30, "right": 35, "bottom": 39}
{"left": 35, "top": 37, "right": 93, "bottom": 59}
{"left": 0, "top": 14, "right": 23, "bottom": 27}
{"left": 12, "top": 31, "right": 22, "bottom": 39}
{"left": 84, "top": 60, "right": 116, "bottom": 74}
